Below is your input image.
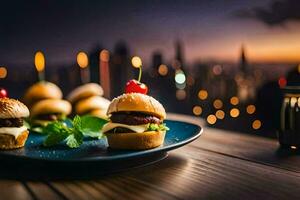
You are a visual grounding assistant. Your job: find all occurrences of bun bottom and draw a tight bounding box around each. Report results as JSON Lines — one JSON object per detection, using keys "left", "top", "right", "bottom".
{"left": 106, "top": 131, "right": 166, "bottom": 150}
{"left": 0, "top": 130, "right": 29, "bottom": 150}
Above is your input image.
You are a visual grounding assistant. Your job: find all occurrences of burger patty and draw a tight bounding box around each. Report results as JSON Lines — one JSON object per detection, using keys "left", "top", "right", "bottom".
{"left": 35, "top": 113, "right": 62, "bottom": 121}
{"left": 110, "top": 112, "right": 161, "bottom": 125}
{"left": 0, "top": 118, "right": 23, "bottom": 127}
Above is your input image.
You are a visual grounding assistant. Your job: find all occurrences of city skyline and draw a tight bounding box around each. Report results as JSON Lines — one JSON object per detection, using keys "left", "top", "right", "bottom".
{"left": 1, "top": 0, "right": 300, "bottom": 66}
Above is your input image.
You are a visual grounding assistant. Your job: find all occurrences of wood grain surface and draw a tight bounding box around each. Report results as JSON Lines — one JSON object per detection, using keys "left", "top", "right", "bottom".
{"left": 1, "top": 113, "right": 300, "bottom": 200}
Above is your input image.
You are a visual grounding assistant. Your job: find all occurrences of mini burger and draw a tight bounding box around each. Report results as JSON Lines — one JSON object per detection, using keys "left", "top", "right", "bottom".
{"left": 0, "top": 98, "right": 30, "bottom": 149}
{"left": 75, "top": 96, "right": 110, "bottom": 118}
{"left": 30, "top": 99, "right": 72, "bottom": 127}
{"left": 23, "top": 81, "right": 63, "bottom": 108}
{"left": 67, "top": 83, "right": 110, "bottom": 119}
{"left": 103, "top": 93, "right": 169, "bottom": 150}
{"left": 67, "top": 83, "right": 104, "bottom": 104}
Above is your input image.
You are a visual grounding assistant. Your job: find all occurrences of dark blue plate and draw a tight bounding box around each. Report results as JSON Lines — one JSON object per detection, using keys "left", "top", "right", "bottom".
{"left": 0, "top": 120, "right": 202, "bottom": 163}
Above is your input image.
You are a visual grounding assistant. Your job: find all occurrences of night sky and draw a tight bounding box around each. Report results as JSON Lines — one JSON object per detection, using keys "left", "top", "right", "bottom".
{"left": 1, "top": 0, "right": 300, "bottom": 66}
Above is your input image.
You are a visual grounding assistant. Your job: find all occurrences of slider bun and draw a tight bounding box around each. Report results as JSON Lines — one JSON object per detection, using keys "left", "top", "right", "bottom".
{"left": 0, "top": 130, "right": 29, "bottom": 149}
{"left": 75, "top": 96, "right": 110, "bottom": 115}
{"left": 106, "top": 131, "right": 165, "bottom": 150}
{"left": 0, "top": 98, "right": 30, "bottom": 119}
{"left": 23, "top": 81, "right": 63, "bottom": 107}
{"left": 67, "top": 83, "right": 104, "bottom": 104}
{"left": 88, "top": 109, "right": 108, "bottom": 119}
{"left": 31, "top": 99, "right": 72, "bottom": 117}
{"left": 107, "top": 93, "right": 166, "bottom": 120}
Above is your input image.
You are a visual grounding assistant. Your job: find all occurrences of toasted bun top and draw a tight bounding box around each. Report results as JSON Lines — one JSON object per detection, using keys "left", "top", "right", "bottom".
{"left": 30, "top": 99, "right": 72, "bottom": 117}
{"left": 0, "top": 98, "right": 30, "bottom": 119}
{"left": 75, "top": 96, "right": 110, "bottom": 114}
{"left": 67, "top": 83, "right": 104, "bottom": 104}
{"left": 23, "top": 81, "right": 63, "bottom": 107}
{"left": 107, "top": 93, "right": 166, "bottom": 120}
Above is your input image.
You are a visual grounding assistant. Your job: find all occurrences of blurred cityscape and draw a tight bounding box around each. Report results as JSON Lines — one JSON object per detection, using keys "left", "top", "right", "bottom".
{"left": 1, "top": 40, "right": 299, "bottom": 138}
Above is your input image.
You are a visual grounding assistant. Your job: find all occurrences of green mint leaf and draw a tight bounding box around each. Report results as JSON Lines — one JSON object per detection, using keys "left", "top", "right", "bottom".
{"left": 66, "top": 130, "right": 83, "bottom": 148}
{"left": 24, "top": 120, "right": 31, "bottom": 129}
{"left": 31, "top": 127, "right": 44, "bottom": 134}
{"left": 73, "top": 115, "right": 82, "bottom": 131}
{"left": 80, "top": 115, "right": 108, "bottom": 138}
{"left": 43, "top": 122, "right": 70, "bottom": 146}
{"left": 43, "top": 128, "right": 69, "bottom": 147}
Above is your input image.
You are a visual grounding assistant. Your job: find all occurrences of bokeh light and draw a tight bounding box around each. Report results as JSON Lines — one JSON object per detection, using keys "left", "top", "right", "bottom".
{"left": 198, "top": 89, "right": 208, "bottom": 100}
{"left": 77, "top": 52, "right": 89, "bottom": 68}
{"left": 213, "top": 99, "right": 223, "bottom": 109}
{"left": 131, "top": 56, "right": 142, "bottom": 68}
{"left": 230, "top": 96, "right": 239, "bottom": 105}
{"left": 0, "top": 67, "right": 7, "bottom": 79}
{"left": 212, "top": 64, "right": 222, "bottom": 75}
{"left": 246, "top": 105, "right": 256, "bottom": 114}
{"left": 193, "top": 106, "right": 202, "bottom": 116}
{"left": 176, "top": 89, "right": 186, "bottom": 100}
{"left": 34, "top": 51, "right": 45, "bottom": 72}
{"left": 252, "top": 120, "right": 262, "bottom": 130}
{"left": 230, "top": 108, "right": 240, "bottom": 118}
{"left": 207, "top": 114, "right": 217, "bottom": 125}
{"left": 175, "top": 70, "right": 186, "bottom": 84}
{"left": 100, "top": 49, "right": 110, "bottom": 62}
{"left": 158, "top": 64, "right": 168, "bottom": 76}
{"left": 215, "top": 110, "right": 225, "bottom": 119}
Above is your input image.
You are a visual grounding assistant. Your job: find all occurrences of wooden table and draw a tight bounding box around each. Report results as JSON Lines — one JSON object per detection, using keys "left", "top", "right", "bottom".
{"left": 1, "top": 113, "right": 300, "bottom": 200}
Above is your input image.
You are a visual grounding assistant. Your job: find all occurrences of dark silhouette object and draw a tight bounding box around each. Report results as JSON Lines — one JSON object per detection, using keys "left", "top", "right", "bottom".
{"left": 235, "top": 0, "right": 300, "bottom": 26}
{"left": 286, "top": 65, "right": 300, "bottom": 86}
{"left": 255, "top": 81, "right": 283, "bottom": 137}
{"left": 110, "top": 41, "right": 133, "bottom": 97}
{"left": 89, "top": 44, "right": 104, "bottom": 84}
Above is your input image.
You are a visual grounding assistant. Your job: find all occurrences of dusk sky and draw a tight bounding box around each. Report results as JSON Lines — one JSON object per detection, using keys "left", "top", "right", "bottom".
{"left": 1, "top": 0, "right": 300, "bottom": 65}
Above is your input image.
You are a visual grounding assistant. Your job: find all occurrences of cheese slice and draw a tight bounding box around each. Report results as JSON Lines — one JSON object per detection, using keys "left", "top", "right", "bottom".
{"left": 102, "top": 122, "right": 149, "bottom": 133}
{"left": 0, "top": 126, "right": 28, "bottom": 138}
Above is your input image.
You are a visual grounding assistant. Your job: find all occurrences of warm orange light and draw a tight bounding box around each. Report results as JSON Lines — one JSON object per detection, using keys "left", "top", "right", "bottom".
{"left": 0, "top": 67, "right": 7, "bottom": 79}
{"left": 252, "top": 120, "right": 262, "bottom": 130}
{"left": 246, "top": 105, "right": 256, "bottom": 114}
{"left": 215, "top": 110, "right": 225, "bottom": 119}
{"left": 193, "top": 106, "right": 202, "bottom": 116}
{"left": 230, "top": 96, "right": 239, "bottom": 105}
{"left": 77, "top": 52, "right": 89, "bottom": 68}
{"left": 291, "top": 146, "right": 297, "bottom": 149}
{"left": 207, "top": 114, "right": 217, "bottom": 125}
{"left": 176, "top": 89, "right": 186, "bottom": 100}
{"left": 230, "top": 108, "right": 240, "bottom": 118}
{"left": 131, "top": 56, "right": 142, "bottom": 68}
{"left": 100, "top": 50, "right": 110, "bottom": 62}
{"left": 34, "top": 51, "right": 45, "bottom": 72}
{"left": 198, "top": 90, "right": 208, "bottom": 100}
{"left": 158, "top": 64, "right": 168, "bottom": 76}
{"left": 213, "top": 99, "right": 223, "bottom": 109}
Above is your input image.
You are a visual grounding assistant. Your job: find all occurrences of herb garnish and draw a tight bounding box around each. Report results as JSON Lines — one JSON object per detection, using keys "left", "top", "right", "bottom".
{"left": 41, "top": 115, "right": 108, "bottom": 148}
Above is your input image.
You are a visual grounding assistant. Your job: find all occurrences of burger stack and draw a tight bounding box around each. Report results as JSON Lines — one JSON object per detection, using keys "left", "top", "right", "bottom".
{"left": 67, "top": 83, "right": 110, "bottom": 119}
{"left": 23, "top": 81, "right": 72, "bottom": 127}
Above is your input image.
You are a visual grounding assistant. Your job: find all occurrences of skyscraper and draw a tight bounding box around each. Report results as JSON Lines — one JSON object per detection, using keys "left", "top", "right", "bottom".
{"left": 239, "top": 45, "right": 248, "bottom": 74}
{"left": 110, "top": 41, "right": 132, "bottom": 97}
